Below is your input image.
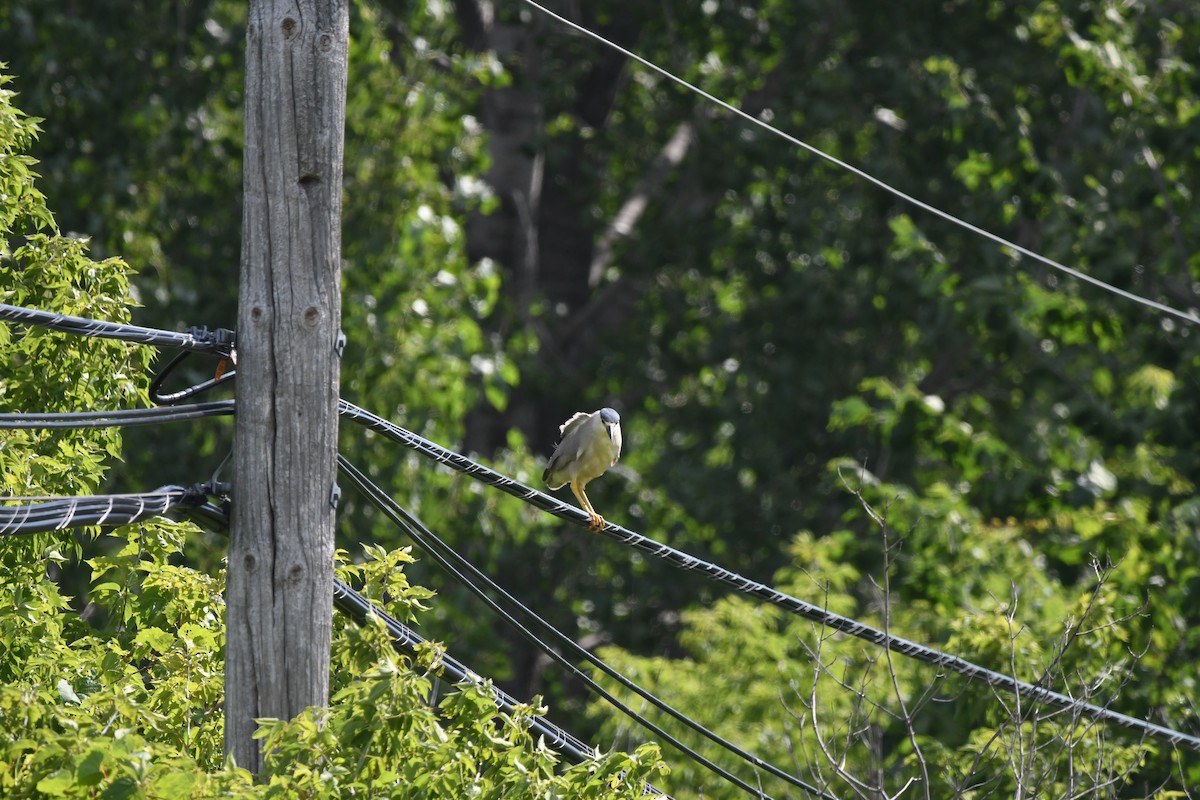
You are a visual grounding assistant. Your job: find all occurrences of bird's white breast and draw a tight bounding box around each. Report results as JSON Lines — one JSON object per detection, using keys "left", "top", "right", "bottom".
{"left": 570, "top": 416, "right": 614, "bottom": 482}
{"left": 607, "top": 423, "right": 622, "bottom": 465}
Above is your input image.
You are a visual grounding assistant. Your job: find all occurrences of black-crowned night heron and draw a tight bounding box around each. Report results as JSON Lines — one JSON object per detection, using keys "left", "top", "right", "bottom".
{"left": 543, "top": 407, "right": 622, "bottom": 531}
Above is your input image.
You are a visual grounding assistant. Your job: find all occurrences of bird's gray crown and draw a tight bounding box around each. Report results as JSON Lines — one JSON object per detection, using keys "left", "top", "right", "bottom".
{"left": 599, "top": 407, "right": 620, "bottom": 424}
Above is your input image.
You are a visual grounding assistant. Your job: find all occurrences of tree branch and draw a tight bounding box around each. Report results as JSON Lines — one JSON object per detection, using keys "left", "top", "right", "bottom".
{"left": 587, "top": 120, "right": 696, "bottom": 288}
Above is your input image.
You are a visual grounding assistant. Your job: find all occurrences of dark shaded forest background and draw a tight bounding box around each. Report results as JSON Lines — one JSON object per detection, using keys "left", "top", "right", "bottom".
{"left": 3, "top": 0, "right": 1199, "bottom": 795}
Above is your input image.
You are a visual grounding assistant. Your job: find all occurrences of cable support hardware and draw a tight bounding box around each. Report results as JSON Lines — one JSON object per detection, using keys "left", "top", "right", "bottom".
{"left": 516, "top": 0, "right": 1200, "bottom": 328}
{"left": 0, "top": 482, "right": 230, "bottom": 536}
{"left": 0, "top": 401, "right": 235, "bottom": 430}
{"left": 338, "top": 453, "right": 835, "bottom": 800}
{"left": 332, "top": 577, "right": 673, "bottom": 799}
{"left": 338, "top": 399, "right": 1200, "bottom": 754}
{"left": 0, "top": 302, "right": 236, "bottom": 356}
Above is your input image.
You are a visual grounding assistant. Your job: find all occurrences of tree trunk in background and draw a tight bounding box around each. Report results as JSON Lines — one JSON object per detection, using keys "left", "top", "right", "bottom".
{"left": 225, "top": 0, "right": 348, "bottom": 772}
{"left": 455, "top": 2, "right": 548, "bottom": 452}
{"left": 454, "top": 1, "right": 649, "bottom": 457}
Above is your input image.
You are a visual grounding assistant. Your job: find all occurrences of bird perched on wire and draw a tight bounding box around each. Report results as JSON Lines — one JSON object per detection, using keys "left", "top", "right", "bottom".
{"left": 543, "top": 407, "right": 622, "bottom": 531}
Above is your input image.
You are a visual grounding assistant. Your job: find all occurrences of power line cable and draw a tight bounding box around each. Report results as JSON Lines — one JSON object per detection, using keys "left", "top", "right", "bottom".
{"left": 331, "top": 576, "right": 673, "bottom": 799}
{"left": 340, "top": 452, "right": 834, "bottom": 798}
{"left": 5, "top": 292, "right": 1190, "bottom": 754}
{"left": 0, "top": 484, "right": 227, "bottom": 535}
{"left": 339, "top": 398, "right": 1200, "bottom": 753}
{"left": 0, "top": 302, "right": 236, "bottom": 355}
{"left": 338, "top": 454, "right": 824, "bottom": 800}
{"left": 414, "top": 503, "right": 827, "bottom": 794}
{"left": 0, "top": 401, "right": 234, "bottom": 429}
{"left": 342, "top": 455, "right": 835, "bottom": 799}
{"left": 516, "top": 0, "right": 1200, "bottom": 327}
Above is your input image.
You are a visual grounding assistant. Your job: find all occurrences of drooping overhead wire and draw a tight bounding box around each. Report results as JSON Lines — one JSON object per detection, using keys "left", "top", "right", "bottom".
{"left": 0, "top": 484, "right": 228, "bottom": 535}
{"left": 339, "top": 399, "right": 1200, "bottom": 753}
{"left": 0, "top": 402, "right": 234, "bottom": 429}
{"left": 331, "top": 578, "right": 674, "bottom": 800}
{"left": 516, "top": 0, "right": 1200, "bottom": 327}
{"left": 339, "top": 454, "right": 834, "bottom": 800}
{"left": 0, "top": 302, "right": 236, "bottom": 355}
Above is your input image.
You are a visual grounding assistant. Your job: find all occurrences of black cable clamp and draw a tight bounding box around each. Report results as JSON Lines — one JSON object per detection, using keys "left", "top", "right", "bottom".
{"left": 181, "top": 480, "right": 232, "bottom": 506}
{"left": 185, "top": 325, "right": 237, "bottom": 359}
{"left": 177, "top": 480, "right": 233, "bottom": 528}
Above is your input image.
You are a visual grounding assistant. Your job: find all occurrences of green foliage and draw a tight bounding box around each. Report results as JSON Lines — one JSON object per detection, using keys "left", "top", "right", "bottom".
{"left": 340, "top": 1, "right": 509, "bottom": 429}
{"left": 590, "top": 522, "right": 1160, "bottom": 798}
{"left": 257, "top": 603, "right": 667, "bottom": 799}
{"left": 573, "top": 9, "right": 1200, "bottom": 786}
{"left": 5, "top": 0, "right": 1200, "bottom": 796}
{"left": 0, "top": 71, "right": 243, "bottom": 797}
{"left": 0, "top": 66, "right": 664, "bottom": 799}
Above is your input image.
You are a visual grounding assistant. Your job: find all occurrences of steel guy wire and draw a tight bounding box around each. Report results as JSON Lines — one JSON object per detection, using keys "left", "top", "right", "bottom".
{"left": 0, "top": 302, "right": 236, "bottom": 354}
{"left": 338, "top": 398, "right": 1200, "bottom": 753}
{"left": 338, "top": 454, "right": 819, "bottom": 800}
{"left": 516, "top": 0, "right": 1200, "bottom": 327}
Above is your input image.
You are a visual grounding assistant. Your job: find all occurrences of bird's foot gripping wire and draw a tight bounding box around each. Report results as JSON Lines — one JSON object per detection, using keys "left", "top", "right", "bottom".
{"left": 587, "top": 512, "right": 606, "bottom": 532}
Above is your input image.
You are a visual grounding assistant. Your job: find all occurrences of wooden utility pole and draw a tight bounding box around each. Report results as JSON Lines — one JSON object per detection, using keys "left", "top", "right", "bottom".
{"left": 226, "top": 0, "right": 348, "bottom": 772}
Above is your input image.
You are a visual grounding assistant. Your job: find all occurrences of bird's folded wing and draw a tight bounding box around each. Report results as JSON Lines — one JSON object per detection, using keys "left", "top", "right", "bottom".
{"left": 558, "top": 411, "right": 592, "bottom": 437}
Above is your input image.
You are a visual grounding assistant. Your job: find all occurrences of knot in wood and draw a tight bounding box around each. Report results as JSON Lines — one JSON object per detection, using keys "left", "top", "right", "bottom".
{"left": 303, "top": 306, "right": 321, "bottom": 327}
{"left": 281, "top": 16, "right": 298, "bottom": 39}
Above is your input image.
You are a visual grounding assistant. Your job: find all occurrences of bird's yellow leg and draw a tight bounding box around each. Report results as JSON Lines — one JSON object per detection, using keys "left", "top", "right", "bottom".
{"left": 571, "top": 482, "right": 605, "bottom": 531}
